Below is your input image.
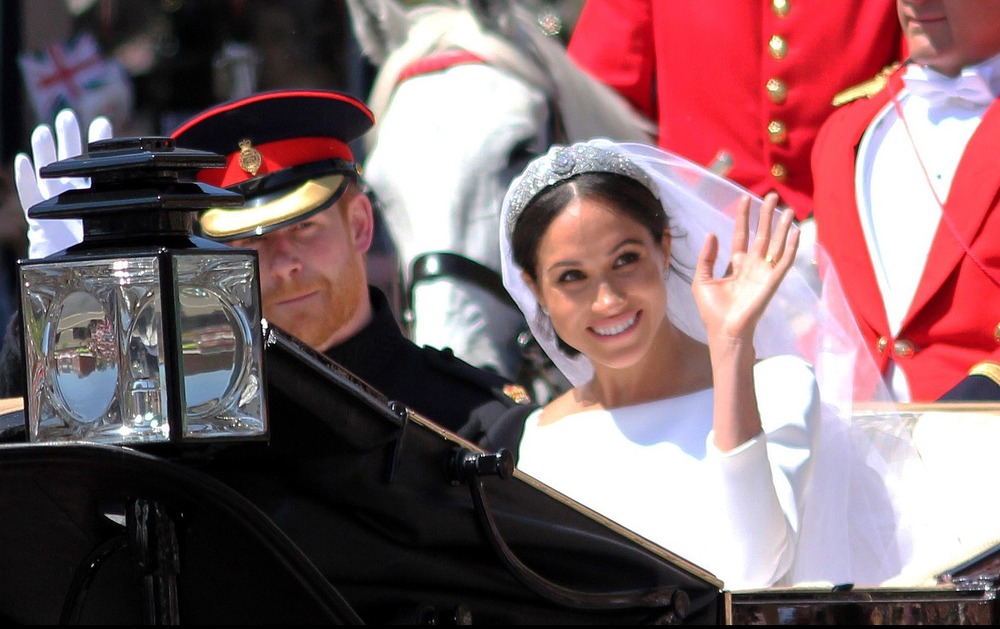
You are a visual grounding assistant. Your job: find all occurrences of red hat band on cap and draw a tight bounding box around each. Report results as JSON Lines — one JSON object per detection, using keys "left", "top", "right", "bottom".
{"left": 170, "top": 89, "right": 374, "bottom": 240}
{"left": 197, "top": 136, "right": 355, "bottom": 188}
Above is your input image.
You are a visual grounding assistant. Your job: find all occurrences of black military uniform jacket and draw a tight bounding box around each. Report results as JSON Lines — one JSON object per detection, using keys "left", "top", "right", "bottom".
{"left": 323, "top": 287, "right": 534, "bottom": 435}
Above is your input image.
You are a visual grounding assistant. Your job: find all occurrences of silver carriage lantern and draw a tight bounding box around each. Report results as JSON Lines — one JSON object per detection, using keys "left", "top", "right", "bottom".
{"left": 18, "top": 136, "right": 268, "bottom": 445}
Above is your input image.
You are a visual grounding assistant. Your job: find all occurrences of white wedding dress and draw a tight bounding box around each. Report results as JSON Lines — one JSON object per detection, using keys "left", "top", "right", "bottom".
{"left": 517, "top": 355, "right": 818, "bottom": 590}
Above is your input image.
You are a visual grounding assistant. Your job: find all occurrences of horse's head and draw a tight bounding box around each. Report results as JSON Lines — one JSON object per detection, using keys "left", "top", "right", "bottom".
{"left": 346, "top": 0, "right": 650, "bottom": 389}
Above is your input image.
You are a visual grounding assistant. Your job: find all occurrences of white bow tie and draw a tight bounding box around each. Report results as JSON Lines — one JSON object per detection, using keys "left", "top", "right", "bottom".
{"left": 903, "top": 68, "right": 996, "bottom": 107}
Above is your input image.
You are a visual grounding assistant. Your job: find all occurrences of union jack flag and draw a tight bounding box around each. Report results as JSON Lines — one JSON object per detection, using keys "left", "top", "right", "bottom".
{"left": 18, "top": 31, "right": 131, "bottom": 125}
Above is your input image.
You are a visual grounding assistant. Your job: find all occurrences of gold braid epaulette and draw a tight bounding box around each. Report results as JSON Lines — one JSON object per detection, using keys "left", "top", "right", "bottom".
{"left": 831, "top": 62, "right": 902, "bottom": 107}
{"left": 968, "top": 361, "right": 1000, "bottom": 387}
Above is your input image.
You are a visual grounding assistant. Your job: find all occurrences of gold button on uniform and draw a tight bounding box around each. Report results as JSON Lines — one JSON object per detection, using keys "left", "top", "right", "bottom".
{"left": 770, "top": 163, "right": 788, "bottom": 181}
{"left": 766, "top": 78, "right": 788, "bottom": 104}
{"left": 893, "top": 339, "right": 914, "bottom": 357}
{"left": 772, "top": 0, "right": 790, "bottom": 18}
{"left": 877, "top": 336, "right": 888, "bottom": 353}
{"left": 768, "top": 120, "right": 787, "bottom": 144}
{"left": 768, "top": 35, "right": 788, "bottom": 60}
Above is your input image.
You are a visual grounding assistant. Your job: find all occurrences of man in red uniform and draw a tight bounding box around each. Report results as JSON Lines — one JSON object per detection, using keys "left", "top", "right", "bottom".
{"left": 811, "top": 0, "right": 1000, "bottom": 402}
{"left": 567, "top": 0, "right": 905, "bottom": 221}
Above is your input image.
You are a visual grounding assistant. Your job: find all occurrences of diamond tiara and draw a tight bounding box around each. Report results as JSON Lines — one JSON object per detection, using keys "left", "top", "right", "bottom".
{"left": 504, "top": 142, "right": 660, "bottom": 238}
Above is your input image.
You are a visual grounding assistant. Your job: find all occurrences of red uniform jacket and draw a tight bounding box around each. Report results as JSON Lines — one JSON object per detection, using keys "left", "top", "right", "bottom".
{"left": 811, "top": 67, "right": 1000, "bottom": 401}
{"left": 568, "top": 0, "right": 904, "bottom": 220}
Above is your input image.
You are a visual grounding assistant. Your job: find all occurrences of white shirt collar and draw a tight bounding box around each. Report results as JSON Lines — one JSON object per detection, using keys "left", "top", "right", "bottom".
{"left": 903, "top": 50, "right": 1000, "bottom": 105}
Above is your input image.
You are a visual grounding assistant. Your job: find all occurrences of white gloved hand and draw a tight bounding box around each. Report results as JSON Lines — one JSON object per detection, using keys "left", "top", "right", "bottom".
{"left": 13, "top": 108, "right": 114, "bottom": 258}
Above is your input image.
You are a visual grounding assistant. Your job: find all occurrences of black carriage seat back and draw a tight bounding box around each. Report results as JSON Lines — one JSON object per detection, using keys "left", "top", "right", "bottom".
{"left": 0, "top": 442, "right": 361, "bottom": 625}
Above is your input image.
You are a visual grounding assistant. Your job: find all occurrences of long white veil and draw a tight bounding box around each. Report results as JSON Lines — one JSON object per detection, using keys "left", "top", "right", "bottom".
{"left": 499, "top": 138, "right": 922, "bottom": 587}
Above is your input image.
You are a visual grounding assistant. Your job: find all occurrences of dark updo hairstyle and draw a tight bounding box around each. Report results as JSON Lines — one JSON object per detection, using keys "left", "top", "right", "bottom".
{"left": 511, "top": 171, "right": 669, "bottom": 357}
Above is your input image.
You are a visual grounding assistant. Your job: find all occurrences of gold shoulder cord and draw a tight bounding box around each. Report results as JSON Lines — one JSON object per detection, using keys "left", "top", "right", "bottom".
{"left": 831, "top": 62, "right": 902, "bottom": 107}
{"left": 968, "top": 361, "right": 1000, "bottom": 387}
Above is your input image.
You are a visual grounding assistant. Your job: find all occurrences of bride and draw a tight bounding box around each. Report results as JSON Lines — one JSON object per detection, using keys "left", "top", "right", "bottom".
{"left": 496, "top": 138, "right": 912, "bottom": 589}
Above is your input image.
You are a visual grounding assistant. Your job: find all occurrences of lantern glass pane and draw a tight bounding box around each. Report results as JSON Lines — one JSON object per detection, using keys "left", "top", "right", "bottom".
{"left": 174, "top": 252, "right": 266, "bottom": 439}
{"left": 21, "top": 256, "right": 170, "bottom": 443}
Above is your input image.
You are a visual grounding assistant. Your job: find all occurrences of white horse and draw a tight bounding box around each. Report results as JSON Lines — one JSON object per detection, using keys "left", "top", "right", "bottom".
{"left": 347, "top": 0, "right": 652, "bottom": 398}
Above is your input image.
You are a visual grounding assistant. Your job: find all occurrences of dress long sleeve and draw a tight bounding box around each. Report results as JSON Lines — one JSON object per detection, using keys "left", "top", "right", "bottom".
{"left": 516, "top": 355, "right": 818, "bottom": 589}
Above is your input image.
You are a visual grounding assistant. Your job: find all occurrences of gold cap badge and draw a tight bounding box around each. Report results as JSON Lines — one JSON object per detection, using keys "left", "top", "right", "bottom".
{"left": 238, "top": 139, "right": 262, "bottom": 176}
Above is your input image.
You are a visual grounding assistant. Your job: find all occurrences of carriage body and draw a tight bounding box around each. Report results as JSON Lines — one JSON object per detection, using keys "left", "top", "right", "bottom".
{"left": 3, "top": 329, "right": 1000, "bottom": 624}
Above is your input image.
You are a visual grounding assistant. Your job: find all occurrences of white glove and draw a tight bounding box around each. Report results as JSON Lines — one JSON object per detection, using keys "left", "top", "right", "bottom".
{"left": 13, "top": 109, "right": 114, "bottom": 258}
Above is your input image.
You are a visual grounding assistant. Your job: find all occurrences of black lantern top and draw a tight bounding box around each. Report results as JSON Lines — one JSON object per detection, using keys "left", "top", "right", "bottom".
{"left": 29, "top": 136, "right": 244, "bottom": 249}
